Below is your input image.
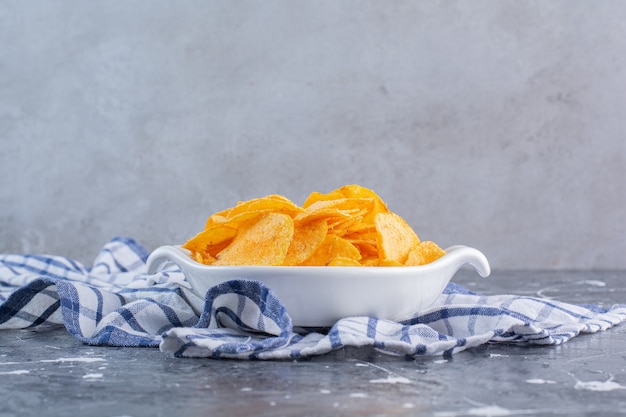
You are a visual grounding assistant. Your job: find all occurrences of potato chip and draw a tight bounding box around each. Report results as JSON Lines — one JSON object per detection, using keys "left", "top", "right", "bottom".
{"left": 343, "top": 229, "right": 378, "bottom": 259}
{"left": 299, "top": 235, "right": 361, "bottom": 266}
{"left": 192, "top": 251, "right": 217, "bottom": 265}
{"left": 333, "top": 184, "right": 389, "bottom": 221}
{"left": 301, "top": 190, "right": 345, "bottom": 208}
{"left": 213, "top": 213, "right": 294, "bottom": 266}
{"left": 343, "top": 228, "right": 378, "bottom": 245}
{"left": 326, "top": 257, "right": 362, "bottom": 266}
{"left": 182, "top": 224, "right": 238, "bottom": 259}
{"left": 184, "top": 184, "right": 445, "bottom": 267}
{"left": 294, "top": 198, "right": 373, "bottom": 225}
{"left": 283, "top": 219, "right": 328, "bottom": 266}
{"left": 303, "top": 184, "right": 386, "bottom": 209}
{"left": 378, "top": 259, "right": 404, "bottom": 267}
{"left": 405, "top": 241, "right": 446, "bottom": 266}
{"left": 359, "top": 257, "right": 380, "bottom": 266}
{"left": 374, "top": 212, "right": 420, "bottom": 264}
{"left": 205, "top": 194, "right": 302, "bottom": 227}
{"left": 352, "top": 242, "right": 379, "bottom": 259}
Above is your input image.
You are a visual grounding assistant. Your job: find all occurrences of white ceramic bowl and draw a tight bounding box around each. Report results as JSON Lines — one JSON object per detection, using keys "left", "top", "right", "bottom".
{"left": 146, "top": 245, "right": 490, "bottom": 327}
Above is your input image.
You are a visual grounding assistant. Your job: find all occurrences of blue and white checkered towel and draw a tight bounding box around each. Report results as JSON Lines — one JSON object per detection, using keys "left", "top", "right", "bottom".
{"left": 1, "top": 237, "right": 625, "bottom": 359}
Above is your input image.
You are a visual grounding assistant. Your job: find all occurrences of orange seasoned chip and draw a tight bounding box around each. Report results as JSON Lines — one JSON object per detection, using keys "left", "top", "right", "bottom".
{"left": 294, "top": 198, "right": 372, "bottom": 225}
{"left": 301, "top": 190, "right": 345, "bottom": 208}
{"left": 343, "top": 228, "right": 378, "bottom": 245}
{"left": 351, "top": 242, "right": 379, "bottom": 259}
{"left": 182, "top": 224, "right": 238, "bottom": 261}
{"left": 334, "top": 184, "right": 389, "bottom": 219}
{"left": 206, "top": 195, "right": 303, "bottom": 227}
{"left": 185, "top": 184, "right": 444, "bottom": 267}
{"left": 359, "top": 257, "right": 380, "bottom": 266}
{"left": 378, "top": 259, "right": 404, "bottom": 267}
{"left": 192, "top": 251, "right": 217, "bottom": 265}
{"left": 344, "top": 229, "right": 378, "bottom": 259}
{"left": 327, "top": 257, "right": 362, "bottom": 266}
{"left": 203, "top": 208, "right": 233, "bottom": 228}
{"left": 283, "top": 219, "right": 328, "bottom": 266}
{"left": 374, "top": 212, "right": 420, "bottom": 264}
{"left": 303, "top": 184, "right": 386, "bottom": 209}
{"left": 299, "top": 235, "right": 361, "bottom": 266}
{"left": 405, "top": 241, "right": 447, "bottom": 266}
{"left": 227, "top": 195, "right": 302, "bottom": 218}
{"left": 213, "top": 213, "right": 294, "bottom": 266}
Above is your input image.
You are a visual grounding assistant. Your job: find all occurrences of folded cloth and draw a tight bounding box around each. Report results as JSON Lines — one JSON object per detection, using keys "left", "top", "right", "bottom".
{"left": 1, "top": 238, "right": 625, "bottom": 360}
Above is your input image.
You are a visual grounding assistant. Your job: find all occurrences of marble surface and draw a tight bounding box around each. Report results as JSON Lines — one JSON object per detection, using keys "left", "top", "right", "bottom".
{"left": 1, "top": 270, "right": 625, "bottom": 417}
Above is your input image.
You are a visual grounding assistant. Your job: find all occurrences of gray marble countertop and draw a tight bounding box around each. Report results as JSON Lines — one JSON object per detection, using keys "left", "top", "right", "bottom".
{"left": 1, "top": 270, "right": 625, "bottom": 417}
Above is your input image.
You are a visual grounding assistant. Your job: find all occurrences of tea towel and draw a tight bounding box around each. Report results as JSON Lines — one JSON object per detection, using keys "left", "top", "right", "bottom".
{"left": 1, "top": 237, "right": 624, "bottom": 359}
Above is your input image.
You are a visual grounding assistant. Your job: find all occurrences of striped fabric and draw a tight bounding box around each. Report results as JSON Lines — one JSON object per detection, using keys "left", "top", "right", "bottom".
{"left": 1, "top": 237, "right": 625, "bottom": 359}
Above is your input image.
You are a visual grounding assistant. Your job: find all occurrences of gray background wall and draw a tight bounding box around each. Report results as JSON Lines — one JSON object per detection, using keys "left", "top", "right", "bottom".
{"left": 1, "top": 1, "right": 624, "bottom": 270}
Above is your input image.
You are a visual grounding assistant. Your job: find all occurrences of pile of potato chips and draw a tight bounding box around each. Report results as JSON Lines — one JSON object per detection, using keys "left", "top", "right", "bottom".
{"left": 183, "top": 184, "right": 446, "bottom": 267}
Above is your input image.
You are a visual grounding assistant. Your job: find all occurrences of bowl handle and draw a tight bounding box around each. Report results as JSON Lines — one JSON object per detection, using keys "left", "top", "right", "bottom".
{"left": 442, "top": 245, "right": 491, "bottom": 278}
{"left": 146, "top": 245, "right": 192, "bottom": 275}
